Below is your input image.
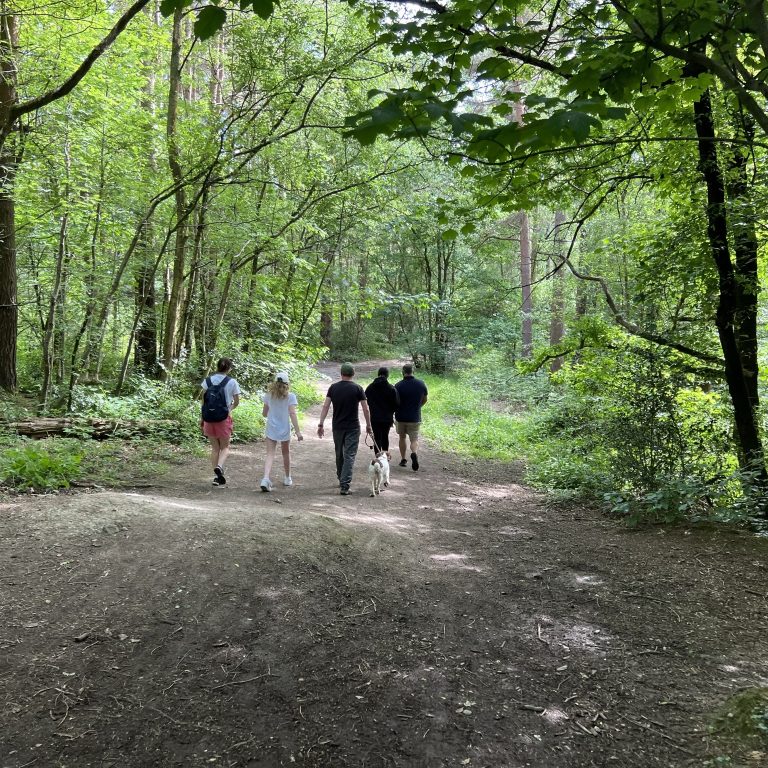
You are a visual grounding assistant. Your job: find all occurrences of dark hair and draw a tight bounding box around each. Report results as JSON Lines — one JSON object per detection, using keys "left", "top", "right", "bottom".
{"left": 377, "top": 366, "right": 389, "bottom": 378}
{"left": 216, "top": 357, "right": 233, "bottom": 373}
{"left": 402, "top": 363, "right": 414, "bottom": 376}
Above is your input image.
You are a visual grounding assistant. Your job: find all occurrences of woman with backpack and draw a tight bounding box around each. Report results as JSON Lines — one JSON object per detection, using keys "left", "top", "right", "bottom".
{"left": 201, "top": 357, "right": 241, "bottom": 486}
{"left": 259, "top": 371, "right": 303, "bottom": 491}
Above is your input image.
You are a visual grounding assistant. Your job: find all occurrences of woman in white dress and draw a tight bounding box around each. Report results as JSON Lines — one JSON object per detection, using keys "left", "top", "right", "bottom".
{"left": 260, "top": 371, "right": 303, "bottom": 491}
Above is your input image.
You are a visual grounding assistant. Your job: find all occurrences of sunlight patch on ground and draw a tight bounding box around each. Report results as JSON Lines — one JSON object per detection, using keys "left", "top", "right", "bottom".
{"left": 255, "top": 588, "right": 285, "bottom": 600}
{"left": 478, "top": 486, "right": 513, "bottom": 499}
{"left": 572, "top": 573, "right": 604, "bottom": 586}
{"left": 563, "top": 623, "right": 609, "bottom": 651}
{"left": 497, "top": 526, "right": 534, "bottom": 538}
{"left": 122, "top": 493, "right": 211, "bottom": 513}
{"left": 329, "top": 511, "right": 430, "bottom": 536}
{"left": 429, "top": 552, "right": 484, "bottom": 572}
{"left": 542, "top": 706, "right": 570, "bottom": 725}
{"left": 533, "top": 616, "right": 611, "bottom": 653}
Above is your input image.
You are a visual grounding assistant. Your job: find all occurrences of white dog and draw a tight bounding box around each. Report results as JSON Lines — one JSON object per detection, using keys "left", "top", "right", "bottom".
{"left": 368, "top": 451, "right": 390, "bottom": 496}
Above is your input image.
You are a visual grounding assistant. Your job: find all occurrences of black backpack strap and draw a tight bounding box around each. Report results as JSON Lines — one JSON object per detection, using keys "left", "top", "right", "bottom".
{"left": 205, "top": 376, "right": 213, "bottom": 388}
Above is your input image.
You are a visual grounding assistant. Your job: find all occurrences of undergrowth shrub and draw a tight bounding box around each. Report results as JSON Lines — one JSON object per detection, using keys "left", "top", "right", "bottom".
{"left": 0, "top": 439, "right": 83, "bottom": 490}
{"left": 464, "top": 348, "right": 551, "bottom": 410}
{"left": 528, "top": 343, "right": 740, "bottom": 523}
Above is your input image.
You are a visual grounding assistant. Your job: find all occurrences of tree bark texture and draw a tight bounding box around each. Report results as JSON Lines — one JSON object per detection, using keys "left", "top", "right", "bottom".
{"left": 519, "top": 210, "right": 533, "bottom": 358}
{"left": 693, "top": 90, "right": 767, "bottom": 483}
{"left": 725, "top": 110, "right": 760, "bottom": 412}
{"left": 161, "top": 7, "right": 188, "bottom": 377}
{"left": 549, "top": 210, "right": 566, "bottom": 373}
{"left": 0, "top": 5, "right": 17, "bottom": 391}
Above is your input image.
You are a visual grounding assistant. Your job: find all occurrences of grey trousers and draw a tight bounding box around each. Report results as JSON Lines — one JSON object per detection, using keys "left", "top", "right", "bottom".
{"left": 333, "top": 428, "right": 360, "bottom": 490}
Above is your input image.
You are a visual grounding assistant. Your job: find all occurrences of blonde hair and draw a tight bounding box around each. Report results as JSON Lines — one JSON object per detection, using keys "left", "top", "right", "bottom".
{"left": 269, "top": 380, "right": 290, "bottom": 399}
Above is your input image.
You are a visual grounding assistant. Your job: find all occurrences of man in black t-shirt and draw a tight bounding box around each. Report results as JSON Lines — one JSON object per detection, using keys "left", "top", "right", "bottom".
{"left": 317, "top": 362, "right": 373, "bottom": 495}
{"left": 394, "top": 363, "right": 429, "bottom": 471}
{"left": 364, "top": 366, "right": 400, "bottom": 455}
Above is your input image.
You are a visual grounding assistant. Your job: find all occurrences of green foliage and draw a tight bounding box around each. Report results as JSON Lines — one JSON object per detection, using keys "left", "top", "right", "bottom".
{"left": 525, "top": 343, "right": 742, "bottom": 522}
{"left": 71, "top": 376, "right": 201, "bottom": 442}
{"left": 710, "top": 688, "right": 768, "bottom": 761}
{"left": 419, "top": 373, "right": 529, "bottom": 461}
{"left": 0, "top": 440, "right": 83, "bottom": 491}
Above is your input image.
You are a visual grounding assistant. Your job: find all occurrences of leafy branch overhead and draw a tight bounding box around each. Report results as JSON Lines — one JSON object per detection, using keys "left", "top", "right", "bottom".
{"left": 159, "top": 0, "right": 279, "bottom": 40}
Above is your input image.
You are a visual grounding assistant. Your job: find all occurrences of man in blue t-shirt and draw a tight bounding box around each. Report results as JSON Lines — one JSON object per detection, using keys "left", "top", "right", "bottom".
{"left": 317, "top": 362, "right": 373, "bottom": 495}
{"left": 394, "top": 363, "right": 428, "bottom": 471}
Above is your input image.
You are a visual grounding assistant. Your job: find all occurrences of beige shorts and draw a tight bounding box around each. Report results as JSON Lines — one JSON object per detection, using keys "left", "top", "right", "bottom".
{"left": 395, "top": 421, "right": 421, "bottom": 438}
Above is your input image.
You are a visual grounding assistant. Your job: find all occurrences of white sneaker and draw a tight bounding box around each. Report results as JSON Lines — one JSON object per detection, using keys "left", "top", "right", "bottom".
{"left": 260, "top": 478, "right": 272, "bottom": 492}
{"left": 283, "top": 476, "right": 293, "bottom": 486}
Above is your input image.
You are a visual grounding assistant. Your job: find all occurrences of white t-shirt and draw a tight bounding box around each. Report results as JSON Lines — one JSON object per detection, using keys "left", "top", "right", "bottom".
{"left": 201, "top": 374, "right": 241, "bottom": 412}
{"left": 263, "top": 391, "right": 298, "bottom": 442}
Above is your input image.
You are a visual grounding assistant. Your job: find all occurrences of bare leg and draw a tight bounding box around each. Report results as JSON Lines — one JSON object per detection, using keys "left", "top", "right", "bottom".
{"left": 263, "top": 438, "right": 277, "bottom": 480}
{"left": 399, "top": 433, "right": 407, "bottom": 461}
{"left": 209, "top": 437, "right": 221, "bottom": 470}
{"left": 409, "top": 436, "right": 420, "bottom": 456}
{"left": 217, "top": 437, "right": 231, "bottom": 470}
{"left": 281, "top": 440, "right": 291, "bottom": 477}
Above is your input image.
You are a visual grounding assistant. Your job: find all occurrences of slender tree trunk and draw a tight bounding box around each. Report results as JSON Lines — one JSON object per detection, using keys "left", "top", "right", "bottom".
{"left": 519, "top": 210, "right": 533, "bottom": 358}
{"left": 693, "top": 90, "right": 767, "bottom": 486}
{"left": 161, "top": 7, "right": 188, "bottom": 378}
{"left": 511, "top": 99, "right": 533, "bottom": 359}
{"left": 179, "top": 186, "right": 209, "bottom": 354}
{"left": 320, "top": 295, "right": 332, "bottom": 348}
{"left": 134, "top": 231, "right": 158, "bottom": 374}
{"left": 549, "top": 210, "right": 566, "bottom": 373}
{"left": 0, "top": 5, "right": 18, "bottom": 391}
{"left": 41, "top": 213, "right": 68, "bottom": 407}
{"left": 134, "top": 3, "right": 160, "bottom": 375}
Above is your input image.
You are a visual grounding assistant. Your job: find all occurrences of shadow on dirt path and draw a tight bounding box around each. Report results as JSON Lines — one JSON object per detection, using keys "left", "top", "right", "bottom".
{"left": 2, "top": 363, "right": 768, "bottom": 767}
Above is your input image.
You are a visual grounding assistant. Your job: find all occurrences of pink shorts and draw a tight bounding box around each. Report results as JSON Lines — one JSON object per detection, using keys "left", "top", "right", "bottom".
{"left": 202, "top": 415, "right": 233, "bottom": 439}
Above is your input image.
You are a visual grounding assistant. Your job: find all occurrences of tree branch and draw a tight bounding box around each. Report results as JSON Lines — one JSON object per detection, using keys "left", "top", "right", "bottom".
{"left": 9, "top": 0, "right": 151, "bottom": 123}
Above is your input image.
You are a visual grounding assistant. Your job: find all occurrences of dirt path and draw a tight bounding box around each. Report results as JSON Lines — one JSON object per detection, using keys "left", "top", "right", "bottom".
{"left": 2, "top": 364, "right": 768, "bottom": 767}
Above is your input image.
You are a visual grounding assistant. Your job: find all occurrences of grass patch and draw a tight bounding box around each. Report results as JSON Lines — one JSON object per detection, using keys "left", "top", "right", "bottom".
{"left": 419, "top": 374, "right": 530, "bottom": 461}
{"left": 709, "top": 687, "right": 768, "bottom": 766}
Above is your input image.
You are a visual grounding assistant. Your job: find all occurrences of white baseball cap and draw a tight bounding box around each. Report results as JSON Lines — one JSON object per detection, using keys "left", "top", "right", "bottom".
{"left": 276, "top": 371, "right": 290, "bottom": 383}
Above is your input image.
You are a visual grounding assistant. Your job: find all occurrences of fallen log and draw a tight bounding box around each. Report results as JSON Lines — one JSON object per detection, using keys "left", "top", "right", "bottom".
{"left": 3, "top": 418, "right": 184, "bottom": 439}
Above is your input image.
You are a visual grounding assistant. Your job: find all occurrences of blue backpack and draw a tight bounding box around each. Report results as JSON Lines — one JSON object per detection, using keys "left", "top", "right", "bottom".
{"left": 202, "top": 376, "right": 231, "bottom": 422}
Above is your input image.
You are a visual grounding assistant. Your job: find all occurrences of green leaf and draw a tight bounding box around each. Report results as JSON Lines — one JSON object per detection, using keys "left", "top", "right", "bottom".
{"left": 251, "top": 0, "right": 276, "bottom": 20}
{"left": 159, "top": 0, "right": 180, "bottom": 16}
{"left": 194, "top": 6, "right": 227, "bottom": 40}
{"left": 441, "top": 228, "right": 459, "bottom": 241}
{"left": 460, "top": 222, "right": 476, "bottom": 235}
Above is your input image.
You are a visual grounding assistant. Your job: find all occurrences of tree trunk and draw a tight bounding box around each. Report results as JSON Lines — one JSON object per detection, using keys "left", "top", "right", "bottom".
{"left": 726, "top": 110, "right": 759, "bottom": 412}
{"left": 519, "top": 210, "right": 533, "bottom": 358}
{"left": 693, "top": 90, "right": 767, "bottom": 485}
{"left": 179, "top": 186, "right": 209, "bottom": 355}
{"left": 0, "top": 6, "right": 18, "bottom": 391}
{"left": 134, "top": 4, "right": 160, "bottom": 376}
{"left": 134, "top": 234, "right": 158, "bottom": 374}
{"left": 41, "top": 213, "right": 68, "bottom": 407}
{"left": 549, "top": 210, "right": 566, "bottom": 373}
{"left": 161, "top": 7, "right": 187, "bottom": 378}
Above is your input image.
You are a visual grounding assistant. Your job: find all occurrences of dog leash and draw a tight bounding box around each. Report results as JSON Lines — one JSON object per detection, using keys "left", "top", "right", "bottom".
{"left": 365, "top": 433, "right": 382, "bottom": 454}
